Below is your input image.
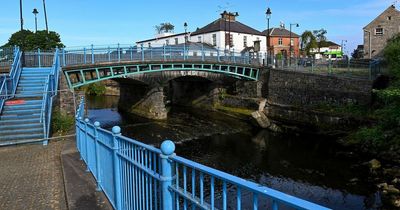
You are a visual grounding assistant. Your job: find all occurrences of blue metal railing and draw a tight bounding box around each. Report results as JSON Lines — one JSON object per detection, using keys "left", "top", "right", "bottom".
{"left": 0, "top": 47, "right": 22, "bottom": 114}
{"left": 61, "top": 44, "right": 262, "bottom": 67}
{"left": 75, "top": 97, "right": 330, "bottom": 210}
{"left": 40, "top": 49, "right": 61, "bottom": 145}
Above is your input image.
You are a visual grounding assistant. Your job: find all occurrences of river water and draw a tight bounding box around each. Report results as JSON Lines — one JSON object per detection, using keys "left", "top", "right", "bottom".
{"left": 86, "top": 95, "right": 381, "bottom": 210}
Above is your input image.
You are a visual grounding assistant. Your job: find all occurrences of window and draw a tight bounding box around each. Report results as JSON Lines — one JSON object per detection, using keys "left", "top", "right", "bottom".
{"left": 278, "top": 38, "right": 283, "bottom": 45}
{"left": 175, "top": 38, "right": 179, "bottom": 45}
{"left": 290, "top": 38, "right": 294, "bottom": 46}
{"left": 210, "top": 52, "right": 214, "bottom": 57}
{"left": 212, "top": 34, "right": 217, "bottom": 46}
{"left": 243, "top": 36, "right": 248, "bottom": 47}
{"left": 375, "top": 28, "right": 384, "bottom": 35}
{"left": 193, "top": 52, "right": 198, "bottom": 57}
{"left": 148, "top": 43, "right": 151, "bottom": 48}
{"left": 197, "top": 36, "right": 202, "bottom": 43}
{"left": 230, "top": 34, "right": 234, "bottom": 47}
{"left": 388, "top": 16, "right": 392, "bottom": 21}
{"left": 166, "top": 40, "right": 170, "bottom": 45}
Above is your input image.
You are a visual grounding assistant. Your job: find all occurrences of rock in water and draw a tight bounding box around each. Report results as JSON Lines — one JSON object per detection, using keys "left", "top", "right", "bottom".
{"left": 369, "top": 159, "right": 382, "bottom": 170}
{"left": 251, "top": 111, "right": 271, "bottom": 128}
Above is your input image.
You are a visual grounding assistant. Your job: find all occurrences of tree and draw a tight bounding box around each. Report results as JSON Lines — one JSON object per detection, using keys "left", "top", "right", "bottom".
{"left": 384, "top": 34, "right": 400, "bottom": 79}
{"left": 2, "top": 30, "right": 64, "bottom": 51}
{"left": 313, "top": 29, "right": 327, "bottom": 42}
{"left": 300, "top": 30, "right": 317, "bottom": 56}
{"left": 155, "top": 22, "right": 175, "bottom": 34}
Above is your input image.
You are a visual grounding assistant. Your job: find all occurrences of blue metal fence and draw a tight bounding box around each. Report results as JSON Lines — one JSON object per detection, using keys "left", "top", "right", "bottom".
{"left": 61, "top": 44, "right": 262, "bottom": 67}
{"left": 0, "top": 47, "right": 22, "bottom": 113}
{"left": 75, "top": 97, "right": 330, "bottom": 210}
{"left": 40, "top": 49, "right": 61, "bottom": 144}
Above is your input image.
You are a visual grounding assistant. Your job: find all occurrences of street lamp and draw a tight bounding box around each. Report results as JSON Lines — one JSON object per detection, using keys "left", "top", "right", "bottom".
{"left": 19, "top": 0, "right": 23, "bottom": 31}
{"left": 266, "top": 7, "right": 272, "bottom": 66}
{"left": 289, "top": 23, "right": 299, "bottom": 66}
{"left": 32, "top": 8, "right": 39, "bottom": 33}
{"left": 184, "top": 22, "right": 188, "bottom": 43}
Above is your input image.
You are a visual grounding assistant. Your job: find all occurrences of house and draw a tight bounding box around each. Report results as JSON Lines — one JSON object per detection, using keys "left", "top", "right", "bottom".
{"left": 136, "top": 11, "right": 267, "bottom": 55}
{"left": 310, "top": 41, "right": 343, "bottom": 60}
{"left": 363, "top": 5, "right": 400, "bottom": 59}
{"left": 262, "top": 27, "right": 300, "bottom": 58}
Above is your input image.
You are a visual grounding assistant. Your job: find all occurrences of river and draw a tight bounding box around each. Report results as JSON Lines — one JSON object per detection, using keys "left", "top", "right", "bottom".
{"left": 86, "top": 95, "right": 381, "bottom": 210}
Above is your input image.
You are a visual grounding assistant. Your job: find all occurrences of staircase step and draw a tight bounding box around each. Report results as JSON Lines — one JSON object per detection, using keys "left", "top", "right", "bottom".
{"left": 20, "top": 76, "right": 48, "bottom": 80}
{"left": 17, "top": 86, "right": 44, "bottom": 91}
{"left": 0, "top": 133, "right": 44, "bottom": 142}
{"left": 0, "top": 123, "right": 42, "bottom": 130}
{"left": 0, "top": 118, "right": 40, "bottom": 125}
{"left": 3, "top": 103, "right": 42, "bottom": 111}
{"left": 0, "top": 113, "right": 41, "bottom": 120}
{"left": 0, "top": 127, "right": 42, "bottom": 135}
{"left": 19, "top": 79, "right": 46, "bottom": 83}
{"left": 16, "top": 83, "right": 45, "bottom": 88}
{"left": 16, "top": 90, "right": 45, "bottom": 95}
{"left": 2, "top": 108, "right": 42, "bottom": 115}
{"left": 15, "top": 94, "right": 44, "bottom": 98}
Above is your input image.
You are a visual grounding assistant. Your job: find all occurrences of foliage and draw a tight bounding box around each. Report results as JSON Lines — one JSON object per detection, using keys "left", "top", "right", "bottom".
{"left": 52, "top": 110, "right": 74, "bottom": 135}
{"left": 2, "top": 30, "right": 64, "bottom": 51}
{"left": 383, "top": 34, "right": 400, "bottom": 79}
{"left": 313, "top": 29, "right": 327, "bottom": 42}
{"left": 155, "top": 22, "right": 175, "bottom": 34}
{"left": 300, "top": 30, "right": 318, "bottom": 56}
{"left": 84, "top": 83, "right": 106, "bottom": 96}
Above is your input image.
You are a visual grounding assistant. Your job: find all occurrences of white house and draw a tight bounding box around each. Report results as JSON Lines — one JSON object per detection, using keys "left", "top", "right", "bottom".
{"left": 310, "top": 41, "right": 343, "bottom": 60}
{"left": 136, "top": 12, "right": 267, "bottom": 56}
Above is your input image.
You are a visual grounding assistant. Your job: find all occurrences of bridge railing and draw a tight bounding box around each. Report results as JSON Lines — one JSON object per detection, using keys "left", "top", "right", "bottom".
{"left": 0, "top": 47, "right": 22, "bottom": 113}
{"left": 61, "top": 44, "right": 262, "bottom": 67}
{"left": 40, "top": 48, "right": 61, "bottom": 145}
{"left": 24, "top": 49, "right": 55, "bottom": 68}
{"left": 75, "top": 97, "right": 330, "bottom": 210}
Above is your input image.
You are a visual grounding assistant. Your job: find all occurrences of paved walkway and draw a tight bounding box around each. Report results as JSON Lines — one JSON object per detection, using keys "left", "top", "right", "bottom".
{"left": 0, "top": 141, "right": 67, "bottom": 210}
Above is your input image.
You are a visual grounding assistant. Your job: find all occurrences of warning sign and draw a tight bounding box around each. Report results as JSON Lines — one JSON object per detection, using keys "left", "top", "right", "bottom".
{"left": 5, "top": 100, "right": 26, "bottom": 106}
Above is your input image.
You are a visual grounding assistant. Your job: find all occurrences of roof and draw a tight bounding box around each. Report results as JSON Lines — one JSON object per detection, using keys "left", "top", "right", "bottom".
{"left": 191, "top": 18, "right": 264, "bottom": 36}
{"left": 137, "top": 32, "right": 188, "bottom": 44}
{"left": 318, "top": 41, "right": 340, "bottom": 48}
{"left": 262, "top": 28, "right": 300, "bottom": 38}
{"left": 364, "top": 5, "right": 400, "bottom": 29}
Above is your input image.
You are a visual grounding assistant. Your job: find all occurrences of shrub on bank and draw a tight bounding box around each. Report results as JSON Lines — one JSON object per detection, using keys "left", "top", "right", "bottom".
{"left": 52, "top": 110, "right": 74, "bottom": 135}
{"left": 82, "top": 83, "right": 106, "bottom": 96}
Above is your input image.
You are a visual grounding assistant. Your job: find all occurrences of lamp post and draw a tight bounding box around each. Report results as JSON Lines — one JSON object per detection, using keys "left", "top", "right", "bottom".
{"left": 184, "top": 22, "right": 188, "bottom": 60}
{"left": 289, "top": 23, "right": 299, "bottom": 66}
{"left": 42, "top": 0, "right": 49, "bottom": 32}
{"left": 266, "top": 7, "right": 272, "bottom": 66}
{"left": 32, "top": 8, "right": 39, "bottom": 33}
{"left": 19, "top": 0, "right": 23, "bottom": 31}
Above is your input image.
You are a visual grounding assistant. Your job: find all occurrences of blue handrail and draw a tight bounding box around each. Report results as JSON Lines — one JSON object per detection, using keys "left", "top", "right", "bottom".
{"left": 61, "top": 44, "right": 261, "bottom": 67}
{"left": 0, "top": 47, "right": 22, "bottom": 114}
{"left": 75, "top": 97, "right": 331, "bottom": 210}
{"left": 40, "top": 49, "right": 61, "bottom": 145}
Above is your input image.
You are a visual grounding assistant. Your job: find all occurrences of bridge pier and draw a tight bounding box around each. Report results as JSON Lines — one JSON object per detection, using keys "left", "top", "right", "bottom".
{"left": 119, "top": 82, "right": 168, "bottom": 120}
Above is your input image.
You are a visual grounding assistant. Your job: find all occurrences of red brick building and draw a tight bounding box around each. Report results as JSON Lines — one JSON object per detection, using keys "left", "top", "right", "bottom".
{"left": 263, "top": 27, "right": 300, "bottom": 58}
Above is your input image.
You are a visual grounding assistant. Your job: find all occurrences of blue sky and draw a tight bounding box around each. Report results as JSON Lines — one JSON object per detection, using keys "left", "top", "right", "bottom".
{"left": 0, "top": 0, "right": 396, "bottom": 53}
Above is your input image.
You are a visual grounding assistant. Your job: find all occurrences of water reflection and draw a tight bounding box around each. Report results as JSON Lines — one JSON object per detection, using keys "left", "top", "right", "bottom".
{"left": 86, "top": 95, "right": 380, "bottom": 210}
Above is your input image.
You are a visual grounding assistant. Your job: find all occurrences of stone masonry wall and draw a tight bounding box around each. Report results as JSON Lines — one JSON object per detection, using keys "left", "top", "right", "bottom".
{"left": 267, "top": 69, "right": 373, "bottom": 107}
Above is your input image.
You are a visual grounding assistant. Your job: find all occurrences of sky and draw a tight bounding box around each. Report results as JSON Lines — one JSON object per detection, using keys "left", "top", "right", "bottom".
{"left": 0, "top": 0, "right": 397, "bottom": 53}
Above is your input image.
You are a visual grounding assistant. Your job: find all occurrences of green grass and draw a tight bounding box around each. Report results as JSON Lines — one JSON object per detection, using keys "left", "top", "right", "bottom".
{"left": 52, "top": 110, "right": 75, "bottom": 135}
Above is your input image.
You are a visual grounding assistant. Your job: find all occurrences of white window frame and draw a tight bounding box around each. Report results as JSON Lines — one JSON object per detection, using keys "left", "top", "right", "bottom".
{"left": 278, "top": 37, "right": 283, "bottom": 45}
{"left": 198, "top": 36, "right": 202, "bottom": 43}
{"left": 243, "top": 36, "right": 248, "bottom": 47}
{"left": 175, "top": 38, "right": 179, "bottom": 45}
{"left": 375, "top": 28, "right": 384, "bottom": 35}
{"left": 212, "top": 34, "right": 217, "bottom": 46}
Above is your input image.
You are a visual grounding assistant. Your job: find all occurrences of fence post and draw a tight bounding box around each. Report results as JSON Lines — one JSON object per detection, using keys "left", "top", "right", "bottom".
{"left": 217, "top": 47, "right": 221, "bottom": 62}
{"left": 183, "top": 43, "right": 186, "bottom": 60}
{"left": 91, "top": 44, "right": 95, "bottom": 64}
{"left": 62, "top": 49, "right": 66, "bottom": 66}
{"left": 84, "top": 118, "right": 90, "bottom": 171}
{"left": 118, "top": 43, "right": 121, "bottom": 62}
{"left": 141, "top": 44, "right": 145, "bottom": 61}
{"left": 94, "top": 121, "right": 102, "bottom": 191}
{"left": 38, "top": 48, "right": 41, "bottom": 68}
{"left": 112, "top": 126, "right": 122, "bottom": 210}
{"left": 84, "top": 47, "right": 87, "bottom": 64}
{"left": 163, "top": 45, "right": 166, "bottom": 61}
{"left": 160, "top": 140, "right": 175, "bottom": 210}
{"left": 77, "top": 116, "right": 83, "bottom": 160}
{"left": 201, "top": 43, "right": 205, "bottom": 61}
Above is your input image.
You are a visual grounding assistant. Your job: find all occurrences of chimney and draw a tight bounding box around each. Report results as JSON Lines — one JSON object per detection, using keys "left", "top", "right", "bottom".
{"left": 221, "top": 11, "right": 239, "bottom": 22}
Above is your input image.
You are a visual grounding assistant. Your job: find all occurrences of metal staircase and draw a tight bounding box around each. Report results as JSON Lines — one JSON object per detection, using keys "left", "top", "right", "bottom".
{"left": 0, "top": 48, "right": 60, "bottom": 146}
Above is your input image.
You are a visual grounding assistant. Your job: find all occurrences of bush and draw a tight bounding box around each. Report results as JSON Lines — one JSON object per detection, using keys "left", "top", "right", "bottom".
{"left": 52, "top": 110, "right": 74, "bottom": 135}
{"left": 85, "top": 83, "right": 106, "bottom": 95}
{"left": 383, "top": 34, "right": 400, "bottom": 79}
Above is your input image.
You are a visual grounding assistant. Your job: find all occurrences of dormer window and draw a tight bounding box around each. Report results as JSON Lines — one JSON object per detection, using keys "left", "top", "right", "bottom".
{"left": 375, "top": 28, "right": 384, "bottom": 35}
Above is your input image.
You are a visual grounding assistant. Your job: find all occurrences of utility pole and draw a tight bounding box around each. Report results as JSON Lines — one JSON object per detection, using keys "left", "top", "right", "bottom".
{"left": 42, "top": 0, "right": 49, "bottom": 32}
{"left": 33, "top": 9, "right": 39, "bottom": 33}
{"left": 19, "top": 0, "right": 23, "bottom": 31}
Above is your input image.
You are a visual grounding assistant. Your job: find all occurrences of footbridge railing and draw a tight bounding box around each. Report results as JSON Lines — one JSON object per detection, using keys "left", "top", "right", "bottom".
{"left": 0, "top": 46, "right": 22, "bottom": 113}
{"left": 40, "top": 49, "right": 61, "bottom": 144}
{"left": 61, "top": 44, "right": 262, "bottom": 68}
{"left": 75, "top": 97, "right": 330, "bottom": 210}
